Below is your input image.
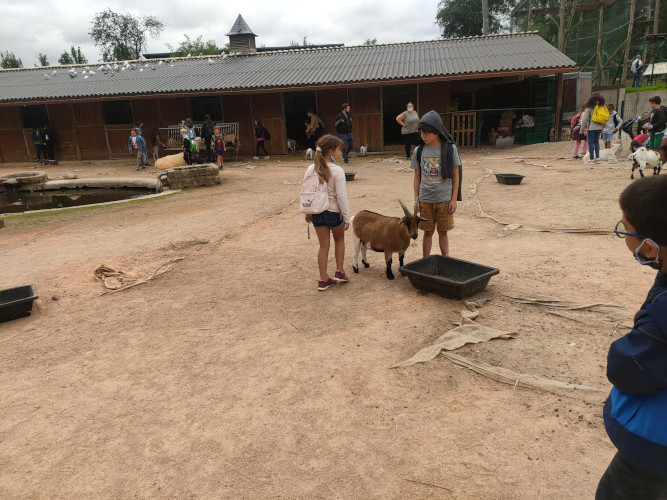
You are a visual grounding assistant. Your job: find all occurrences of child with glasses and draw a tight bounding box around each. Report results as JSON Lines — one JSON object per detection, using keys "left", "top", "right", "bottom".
{"left": 597, "top": 175, "right": 667, "bottom": 498}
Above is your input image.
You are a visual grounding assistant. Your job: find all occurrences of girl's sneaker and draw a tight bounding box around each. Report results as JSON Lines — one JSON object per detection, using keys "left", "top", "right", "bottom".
{"left": 317, "top": 278, "right": 335, "bottom": 291}
{"left": 333, "top": 270, "right": 349, "bottom": 282}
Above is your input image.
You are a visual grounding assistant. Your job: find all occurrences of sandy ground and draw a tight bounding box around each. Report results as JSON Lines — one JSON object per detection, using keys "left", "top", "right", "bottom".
{"left": 0, "top": 140, "right": 656, "bottom": 498}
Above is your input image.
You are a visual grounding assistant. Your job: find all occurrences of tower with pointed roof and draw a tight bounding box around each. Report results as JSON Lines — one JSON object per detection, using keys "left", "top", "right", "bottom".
{"left": 226, "top": 15, "right": 257, "bottom": 54}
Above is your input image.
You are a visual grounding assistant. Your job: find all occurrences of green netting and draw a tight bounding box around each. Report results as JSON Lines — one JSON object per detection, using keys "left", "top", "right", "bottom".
{"left": 512, "top": 0, "right": 667, "bottom": 86}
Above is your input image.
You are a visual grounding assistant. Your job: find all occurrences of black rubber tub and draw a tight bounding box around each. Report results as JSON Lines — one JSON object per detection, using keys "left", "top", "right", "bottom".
{"left": 495, "top": 173, "right": 524, "bottom": 185}
{"left": 345, "top": 172, "right": 356, "bottom": 181}
{"left": 0, "top": 285, "right": 38, "bottom": 322}
{"left": 399, "top": 256, "right": 499, "bottom": 299}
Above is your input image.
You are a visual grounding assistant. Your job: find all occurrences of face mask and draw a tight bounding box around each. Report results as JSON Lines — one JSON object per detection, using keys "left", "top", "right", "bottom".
{"left": 407, "top": 107, "right": 414, "bottom": 112}
{"left": 633, "top": 239, "right": 662, "bottom": 270}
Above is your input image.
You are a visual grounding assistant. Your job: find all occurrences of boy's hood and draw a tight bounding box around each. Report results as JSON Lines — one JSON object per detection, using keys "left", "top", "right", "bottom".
{"left": 419, "top": 110, "right": 455, "bottom": 143}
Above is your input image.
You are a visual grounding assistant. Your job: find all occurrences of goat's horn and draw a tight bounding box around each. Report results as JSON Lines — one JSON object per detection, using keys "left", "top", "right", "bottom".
{"left": 398, "top": 199, "right": 410, "bottom": 217}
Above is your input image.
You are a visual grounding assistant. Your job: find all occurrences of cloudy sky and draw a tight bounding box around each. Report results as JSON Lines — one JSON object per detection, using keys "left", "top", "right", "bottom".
{"left": 1, "top": 0, "right": 443, "bottom": 66}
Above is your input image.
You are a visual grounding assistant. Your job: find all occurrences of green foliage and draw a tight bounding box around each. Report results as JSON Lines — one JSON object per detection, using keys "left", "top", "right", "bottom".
{"left": 436, "top": 0, "right": 513, "bottom": 37}
{"left": 59, "top": 46, "right": 88, "bottom": 65}
{"left": 625, "top": 83, "right": 667, "bottom": 93}
{"left": 1, "top": 50, "right": 23, "bottom": 68}
{"left": 289, "top": 37, "right": 310, "bottom": 47}
{"left": 89, "top": 9, "right": 164, "bottom": 61}
{"left": 168, "top": 35, "right": 227, "bottom": 57}
{"left": 37, "top": 53, "right": 49, "bottom": 66}
{"left": 364, "top": 38, "right": 377, "bottom": 45}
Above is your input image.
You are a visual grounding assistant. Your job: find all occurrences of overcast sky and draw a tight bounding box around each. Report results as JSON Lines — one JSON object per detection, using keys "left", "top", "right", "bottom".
{"left": 1, "top": 0, "right": 444, "bottom": 67}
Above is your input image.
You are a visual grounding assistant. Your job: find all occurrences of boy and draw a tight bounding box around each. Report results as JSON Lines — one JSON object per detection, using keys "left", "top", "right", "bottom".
{"left": 644, "top": 96, "right": 666, "bottom": 149}
{"left": 128, "top": 128, "right": 146, "bottom": 170}
{"left": 335, "top": 103, "right": 353, "bottom": 165}
{"left": 211, "top": 126, "right": 226, "bottom": 170}
{"left": 411, "top": 110, "right": 462, "bottom": 257}
{"left": 32, "top": 128, "right": 45, "bottom": 163}
{"left": 596, "top": 175, "right": 667, "bottom": 498}
{"left": 134, "top": 121, "right": 150, "bottom": 167}
{"left": 602, "top": 104, "right": 621, "bottom": 149}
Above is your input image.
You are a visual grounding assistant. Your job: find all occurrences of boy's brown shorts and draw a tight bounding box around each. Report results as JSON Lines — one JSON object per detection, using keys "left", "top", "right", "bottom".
{"left": 418, "top": 201, "right": 455, "bottom": 232}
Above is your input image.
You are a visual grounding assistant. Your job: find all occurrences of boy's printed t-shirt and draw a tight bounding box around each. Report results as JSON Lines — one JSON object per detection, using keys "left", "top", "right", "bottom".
{"left": 410, "top": 143, "right": 461, "bottom": 203}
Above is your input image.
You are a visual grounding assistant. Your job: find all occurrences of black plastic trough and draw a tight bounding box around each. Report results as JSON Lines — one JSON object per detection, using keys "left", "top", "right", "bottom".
{"left": 0, "top": 285, "right": 38, "bottom": 323}
{"left": 495, "top": 173, "right": 524, "bottom": 185}
{"left": 345, "top": 172, "right": 356, "bottom": 181}
{"left": 399, "top": 256, "right": 499, "bottom": 299}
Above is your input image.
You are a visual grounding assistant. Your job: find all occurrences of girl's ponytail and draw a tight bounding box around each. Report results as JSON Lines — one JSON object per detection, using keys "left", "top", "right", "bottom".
{"left": 313, "top": 134, "right": 344, "bottom": 184}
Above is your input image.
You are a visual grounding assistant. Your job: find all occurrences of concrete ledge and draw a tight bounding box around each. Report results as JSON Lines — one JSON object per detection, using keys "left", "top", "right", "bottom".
{"left": 42, "top": 178, "right": 160, "bottom": 190}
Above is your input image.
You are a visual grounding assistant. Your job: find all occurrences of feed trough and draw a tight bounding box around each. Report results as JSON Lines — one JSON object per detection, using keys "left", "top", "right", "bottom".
{"left": 495, "top": 173, "right": 524, "bottom": 185}
{"left": 0, "top": 285, "right": 38, "bottom": 322}
{"left": 345, "top": 171, "right": 356, "bottom": 181}
{"left": 399, "top": 256, "right": 499, "bottom": 299}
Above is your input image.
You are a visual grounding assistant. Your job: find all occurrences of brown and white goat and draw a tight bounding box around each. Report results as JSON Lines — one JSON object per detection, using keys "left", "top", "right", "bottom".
{"left": 352, "top": 200, "right": 426, "bottom": 280}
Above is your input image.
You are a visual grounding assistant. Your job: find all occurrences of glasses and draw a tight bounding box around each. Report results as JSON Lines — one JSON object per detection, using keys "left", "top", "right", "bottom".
{"left": 614, "top": 220, "right": 650, "bottom": 240}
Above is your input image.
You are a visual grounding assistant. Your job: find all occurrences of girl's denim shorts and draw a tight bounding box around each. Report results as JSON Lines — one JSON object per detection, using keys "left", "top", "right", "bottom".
{"left": 311, "top": 210, "right": 343, "bottom": 229}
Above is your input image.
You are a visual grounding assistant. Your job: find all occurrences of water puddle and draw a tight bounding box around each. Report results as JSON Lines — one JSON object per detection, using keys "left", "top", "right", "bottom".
{"left": 0, "top": 188, "right": 155, "bottom": 214}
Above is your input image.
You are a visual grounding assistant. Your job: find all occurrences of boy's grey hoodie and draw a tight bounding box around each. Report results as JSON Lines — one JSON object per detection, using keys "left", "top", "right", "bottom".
{"left": 416, "top": 110, "right": 463, "bottom": 201}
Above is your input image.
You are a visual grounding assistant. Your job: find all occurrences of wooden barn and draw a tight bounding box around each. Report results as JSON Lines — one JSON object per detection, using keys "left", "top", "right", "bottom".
{"left": 0, "top": 15, "right": 577, "bottom": 163}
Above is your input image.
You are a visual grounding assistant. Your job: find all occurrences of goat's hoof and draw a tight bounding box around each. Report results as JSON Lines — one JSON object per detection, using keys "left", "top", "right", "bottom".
{"left": 352, "top": 265, "right": 359, "bottom": 273}
{"left": 386, "top": 274, "right": 395, "bottom": 280}
{"left": 631, "top": 175, "right": 635, "bottom": 179}
{"left": 363, "top": 261, "right": 369, "bottom": 268}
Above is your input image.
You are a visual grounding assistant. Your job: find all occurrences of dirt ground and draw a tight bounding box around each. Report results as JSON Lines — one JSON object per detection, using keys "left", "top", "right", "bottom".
{"left": 0, "top": 140, "right": 656, "bottom": 499}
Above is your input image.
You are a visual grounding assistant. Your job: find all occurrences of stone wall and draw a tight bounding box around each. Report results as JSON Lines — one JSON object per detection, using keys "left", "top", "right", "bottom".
{"left": 165, "top": 164, "right": 221, "bottom": 190}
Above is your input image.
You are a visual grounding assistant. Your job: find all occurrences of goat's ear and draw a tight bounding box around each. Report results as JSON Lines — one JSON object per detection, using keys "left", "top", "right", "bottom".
{"left": 397, "top": 216, "right": 405, "bottom": 225}
{"left": 418, "top": 217, "right": 428, "bottom": 222}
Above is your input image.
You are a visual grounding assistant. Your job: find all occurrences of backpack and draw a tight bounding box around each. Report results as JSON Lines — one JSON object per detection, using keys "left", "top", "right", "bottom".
{"left": 592, "top": 105, "right": 610, "bottom": 124}
{"left": 185, "top": 137, "right": 196, "bottom": 153}
{"left": 570, "top": 113, "right": 581, "bottom": 128}
{"left": 263, "top": 127, "right": 271, "bottom": 140}
{"left": 300, "top": 166, "right": 330, "bottom": 214}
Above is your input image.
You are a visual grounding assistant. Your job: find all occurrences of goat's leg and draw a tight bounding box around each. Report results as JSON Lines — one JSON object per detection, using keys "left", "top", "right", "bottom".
{"left": 385, "top": 251, "right": 394, "bottom": 280}
{"left": 398, "top": 252, "right": 406, "bottom": 275}
{"left": 353, "top": 237, "right": 361, "bottom": 273}
{"left": 360, "top": 243, "right": 369, "bottom": 268}
{"left": 640, "top": 165, "right": 645, "bottom": 177}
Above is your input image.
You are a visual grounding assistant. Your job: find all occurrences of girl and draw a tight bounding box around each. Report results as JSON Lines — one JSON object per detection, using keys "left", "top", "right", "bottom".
{"left": 253, "top": 119, "right": 269, "bottom": 160}
{"left": 581, "top": 93, "right": 606, "bottom": 164}
{"left": 571, "top": 105, "right": 588, "bottom": 158}
{"left": 211, "top": 126, "right": 226, "bottom": 170}
{"left": 396, "top": 101, "right": 420, "bottom": 159}
{"left": 303, "top": 134, "right": 351, "bottom": 291}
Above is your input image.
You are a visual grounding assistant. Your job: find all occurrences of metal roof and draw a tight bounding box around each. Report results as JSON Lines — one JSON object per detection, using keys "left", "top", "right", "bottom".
{"left": 225, "top": 14, "right": 256, "bottom": 36}
{"left": 0, "top": 33, "right": 577, "bottom": 104}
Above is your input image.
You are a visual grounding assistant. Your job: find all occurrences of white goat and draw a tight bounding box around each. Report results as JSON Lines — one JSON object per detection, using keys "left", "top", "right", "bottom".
{"left": 628, "top": 147, "right": 662, "bottom": 179}
{"left": 287, "top": 139, "right": 296, "bottom": 153}
{"left": 359, "top": 145, "right": 368, "bottom": 157}
{"left": 582, "top": 142, "right": 622, "bottom": 163}
{"left": 305, "top": 148, "right": 314, "bottom": 160}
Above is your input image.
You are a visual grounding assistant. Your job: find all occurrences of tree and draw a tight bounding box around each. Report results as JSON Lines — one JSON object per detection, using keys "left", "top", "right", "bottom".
{"left": 1, "top": 51, "right": 23, "bottom": 68}
{"left": 89, "top": 9, "right": 163, "bottom": 61}
{"left": 168, "top": 35, "right": 227, "bottom": 57}
{"left": 289, "top": 36, "right": 311, "bottom": 47}
{"left": 364, "top": 38, "right": 377, "bottom": 45}
{"left": 37, "top": 53, "right": 49, "bottom": 66}
{"left": 58, "top": 46, "right": 88, "bottom": 65}
{"left": 436, "top": 0, "right": 513, "bottom": 38}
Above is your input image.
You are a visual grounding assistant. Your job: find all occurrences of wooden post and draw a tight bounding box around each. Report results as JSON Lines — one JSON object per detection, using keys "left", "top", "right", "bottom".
{"left": 528, "top": 0, "right": 533, "bottom": 30}
{"left": 595, "top": 4, "right": 605, "bottom": 84}
{"left": 654, "top": 0, "right": 661, "bottom": 34}
{"left": 620, "top": 0, "right": 637, "bottom": 88}
{"left": 558, "top": 0, "right": 567, "bottom": 52}
{"left": 554, "top": 73, "right": 564, "bottom": 141}
{"left": 482, "top": 0, "right": 490, "bottom": 35}
{"left": 642, "top": 2, "right": 651, "bottom": 63}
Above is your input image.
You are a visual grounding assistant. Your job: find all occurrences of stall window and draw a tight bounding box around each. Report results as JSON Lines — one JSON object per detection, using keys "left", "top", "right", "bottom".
{"left": 189, "top": 97, "right": 223, "bottom": 122}
{"left": 19, "top": 105, "right": 49, "bottom": 129}
{"left": 102, "top": 100, "right": 133, "bottom": 125}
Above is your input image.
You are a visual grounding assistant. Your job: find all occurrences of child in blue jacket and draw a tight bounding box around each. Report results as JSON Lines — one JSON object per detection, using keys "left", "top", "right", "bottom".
{"left": 128, "top": 129, "right": 147, "bottom": 170}
{"left": 596, "top": 175, "right": 667, "bottom": 498}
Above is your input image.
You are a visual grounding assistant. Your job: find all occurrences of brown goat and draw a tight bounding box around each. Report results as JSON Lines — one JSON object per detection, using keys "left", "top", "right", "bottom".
{"left": 352, "top": 200, "right": 427, "bottom": 280}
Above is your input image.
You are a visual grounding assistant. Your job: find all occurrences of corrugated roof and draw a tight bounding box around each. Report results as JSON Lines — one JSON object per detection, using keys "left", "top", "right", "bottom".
{"left": 225, "top": 14, "right": 256, "bottom": 36}
{"left": 0, "top": 33, "right": 577, "bottom": 104}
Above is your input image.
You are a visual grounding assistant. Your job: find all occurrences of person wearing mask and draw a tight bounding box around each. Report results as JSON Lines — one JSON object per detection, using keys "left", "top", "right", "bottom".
{"left": 396, "top": 102, "right": 420, "bottom": 159}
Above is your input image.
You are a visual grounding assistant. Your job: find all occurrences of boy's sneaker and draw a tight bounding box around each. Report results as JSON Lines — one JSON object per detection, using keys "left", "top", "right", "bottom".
{"left": 317, "top": 278, "right": 336, "bottom": 291}
{"left": 252, "top": 156, "right": 259, "bottom": 160}
{"left": 264, "top": 155, "right": 270, "bottom": 159}
{"left": 333, "top": 270, "right": 349, "bottom": 282}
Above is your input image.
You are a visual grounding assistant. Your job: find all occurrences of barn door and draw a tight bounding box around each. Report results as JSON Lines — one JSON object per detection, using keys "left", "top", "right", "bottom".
{"left": 449, "top": 112, "right": 476, "bottom": 148}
